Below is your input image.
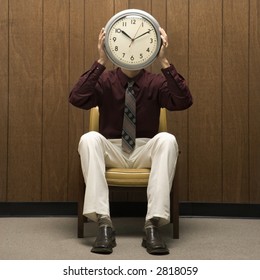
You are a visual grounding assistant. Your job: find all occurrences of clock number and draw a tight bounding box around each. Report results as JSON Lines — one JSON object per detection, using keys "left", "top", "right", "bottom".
{"left": 150, "top": 38, "right": 153, "bottom": 43}
{"left": 122, "top": 53, "right": 125, "bottom": 58}
{"left": 131, "top": 19, "right": 136, "bottom": 24}
{"left": 130, "top": 55, "right": 134, "bottom": 61}
{"left": 114, "top": 46, "right": 118, "bottom": 51}
{"left": 122, "top": 22, "right": 127, "bottom": 27}
{"left": 113, "top": 37, "right": 117, "bottom": 42}
{"left": 146, "top": 48, "right": 150, "bottom": 52}
{"left": 140, "top": 54, "right": 143, "bottom": 59}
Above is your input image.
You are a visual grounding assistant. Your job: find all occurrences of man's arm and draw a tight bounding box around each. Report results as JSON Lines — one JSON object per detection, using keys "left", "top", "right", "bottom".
{"left": 157, "top": 28, "right": 193, "bottom": 110}
{"left": 160, "top": 64, "right": 193, "bottom": 110}
{"left": 69, "top": 28, "right": 108, "bottom": 110}
{"left": 69, "top": 62, "right": 105, "bottom": 110}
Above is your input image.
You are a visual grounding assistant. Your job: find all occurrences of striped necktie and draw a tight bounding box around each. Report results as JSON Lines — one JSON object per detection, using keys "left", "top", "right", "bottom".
{"left": 122, "top": 81, "right": 136, "bottom": 153}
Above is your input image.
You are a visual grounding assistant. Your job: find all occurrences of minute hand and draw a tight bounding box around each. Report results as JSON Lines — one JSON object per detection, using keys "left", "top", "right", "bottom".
{"left": 134, "top": 29, "right": 151, "bottom": 40}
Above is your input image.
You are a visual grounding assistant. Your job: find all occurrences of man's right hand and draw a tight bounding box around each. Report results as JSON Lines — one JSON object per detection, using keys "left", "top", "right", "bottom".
{"left": 97, "top": 28, "right": 108, "bottom": 65}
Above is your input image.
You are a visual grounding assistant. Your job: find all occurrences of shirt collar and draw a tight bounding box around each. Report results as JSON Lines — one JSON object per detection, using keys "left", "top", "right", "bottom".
{"left": 117, "top": 68, "right": 145, "bottom": 89}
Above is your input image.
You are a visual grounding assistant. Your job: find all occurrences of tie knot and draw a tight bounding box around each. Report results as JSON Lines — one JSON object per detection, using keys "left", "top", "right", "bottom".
{"left": 128, "top": 81, "right": 134, "bottom": 88}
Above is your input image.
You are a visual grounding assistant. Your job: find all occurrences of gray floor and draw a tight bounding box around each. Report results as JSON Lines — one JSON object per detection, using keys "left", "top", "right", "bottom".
{"left": 0, "top": 216, "right": 259, "bottom": 260}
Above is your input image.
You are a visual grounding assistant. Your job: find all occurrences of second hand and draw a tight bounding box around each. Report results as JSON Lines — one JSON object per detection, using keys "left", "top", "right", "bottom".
{"left": 129, "top": 22, "right": 143, "bottom": 47}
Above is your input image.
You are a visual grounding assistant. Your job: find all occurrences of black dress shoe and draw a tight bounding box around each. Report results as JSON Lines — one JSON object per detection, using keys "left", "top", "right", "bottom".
{"left": 142, "top": 227, "right": 169, "bottom": 255}
{"left": 91, "top": 226, "right": 116, "bottom": 254}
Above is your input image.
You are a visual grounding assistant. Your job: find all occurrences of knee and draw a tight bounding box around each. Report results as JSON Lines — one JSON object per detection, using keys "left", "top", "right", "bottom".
{"left": 78, "top": 131, "right": 103, "bottom": 150}
{"left": 157, "top": 132, "right": 177, "bottom": 145}
{"left": 156, "top": 132, "right": 178, "bottom": 153}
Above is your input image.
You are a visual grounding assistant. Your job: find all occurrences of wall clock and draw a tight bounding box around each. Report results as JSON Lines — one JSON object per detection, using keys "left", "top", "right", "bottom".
{"left": 104, "top": 9, "right": 161, "bottom": 70}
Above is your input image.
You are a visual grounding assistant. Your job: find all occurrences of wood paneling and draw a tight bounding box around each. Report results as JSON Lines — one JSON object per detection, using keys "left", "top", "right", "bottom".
{"left": 68, "top": 0, "right": 85, "bottom": 201}
{"left": 249, "top": 0, "right": 260, "bottom": 203}
{"left": 0, "top": 0, "right": 259, "bottom": 205}
{"left": 189, "top": 0, "right": 222, "bottom": 201}
{"left": 42, "top": 0, "right": 69, "bottom": 201}
{"left": 151, "top": 0, "right": 167, "bottom": 74}
{"left": 129, "top": 0, "right": 151, "bottom": 11}
{"left": 0, "top": 0, "right": 8, "bottom": 201}
{"left": 8, "top": 0, "right": 42, "bottom": 201}
{"left": 167, "top": 0, "right": 189, "bottom": 200}
{"left": 85, "top": 0, "right": 114, "bottom": 70}
{"left": 114, "top": 0, "right": 128, "bottom": 13}
{"left": 223, "top": 0, "right": 249, "bottom": 202}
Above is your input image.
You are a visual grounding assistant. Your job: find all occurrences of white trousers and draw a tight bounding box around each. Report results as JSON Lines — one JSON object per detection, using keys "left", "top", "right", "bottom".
{"left": 78, "top": 131, "right": 179, "bottom": 226}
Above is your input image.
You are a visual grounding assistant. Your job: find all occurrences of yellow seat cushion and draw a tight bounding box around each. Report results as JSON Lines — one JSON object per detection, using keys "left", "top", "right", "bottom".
{"left": 105, "top": 168, "right": 150, "bottom": 187}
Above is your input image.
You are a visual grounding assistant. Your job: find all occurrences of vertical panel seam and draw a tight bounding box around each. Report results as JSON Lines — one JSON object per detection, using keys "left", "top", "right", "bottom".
{"left": 41, "top": 0, "right": 44, "bottom": 201}
{"left": 83, "top": 0, "right": 86, "bottom": 131}
{"left": 248, "top": 0, "right": 250, "bottom": 203}
{"left": 221, "top": 0, "right": 224, "bottom": 203}
{"left": 67, "top": 0, "right": 71, "bottom": 201}
{"left": 6, "top": 0, "right": 10, "bottom": 202}
{"left": 83, "top": 0, "right": 86, "bottom": 133}
{"left": 187, "top": 0, "right": 190, "bottom": 201}
{"left": 165, "top": 0, "right": 167, "bottom": 31}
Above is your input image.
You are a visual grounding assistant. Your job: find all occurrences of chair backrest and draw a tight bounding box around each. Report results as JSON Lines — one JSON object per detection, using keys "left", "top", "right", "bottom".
{"left": 89, "top": 107, "right": 167, "bottom": 132}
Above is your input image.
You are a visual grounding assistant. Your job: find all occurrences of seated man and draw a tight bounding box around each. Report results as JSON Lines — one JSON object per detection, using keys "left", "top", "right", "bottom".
{"left": 69, "top": 27, "right": 193, "bottom": 255}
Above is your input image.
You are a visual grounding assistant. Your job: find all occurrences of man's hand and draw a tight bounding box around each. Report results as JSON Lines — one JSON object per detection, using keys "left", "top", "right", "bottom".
{"left": 158, "top": 27, "right": 170, "bottom": 69}
{"left": 97, "top": 28, "right": 109, "bottom": 65}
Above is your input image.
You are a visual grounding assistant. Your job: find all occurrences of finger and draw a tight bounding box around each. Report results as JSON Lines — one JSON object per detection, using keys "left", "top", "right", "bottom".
{"left": 99, "top": 28, "right": 105, "bottom": 39}
{"left": 160, "top": 35, "right": 168, "bottom": 48}
{"left": 159, "top": 28, "right": 168, "bottom": 47}
{"left": 159, "top": 27, "right": 167, "bottom": 37}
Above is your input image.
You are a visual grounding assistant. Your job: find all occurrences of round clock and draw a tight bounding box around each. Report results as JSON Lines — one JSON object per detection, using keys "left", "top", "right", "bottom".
{"left": 104, "top": 9, "right": 161, "bottom": 70}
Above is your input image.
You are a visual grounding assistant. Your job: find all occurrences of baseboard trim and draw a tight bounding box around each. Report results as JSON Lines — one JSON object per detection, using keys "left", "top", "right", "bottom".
{"left": 0, "top": 202, "right": 77, "bottom": 216}
{"left": 0, "top": 202, "right": 259, "bottom": 218}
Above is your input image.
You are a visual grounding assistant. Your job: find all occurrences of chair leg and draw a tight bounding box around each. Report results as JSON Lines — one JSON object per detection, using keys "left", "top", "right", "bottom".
{"left": 78, "top": 173, "right": 85, "bottom": 238}
{"left": 173, "top": 204, "right": 179, "bottom": 239}
{"left": 171, "top": 178, "right": 179, "bottom": 239}
{"left": 78, "top": 211, "right": 84, "bottom": 238}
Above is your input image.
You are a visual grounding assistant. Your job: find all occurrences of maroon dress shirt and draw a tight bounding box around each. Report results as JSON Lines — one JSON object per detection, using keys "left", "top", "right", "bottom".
{"left": 69, "top": 61, "right": 193, "bottom": 139}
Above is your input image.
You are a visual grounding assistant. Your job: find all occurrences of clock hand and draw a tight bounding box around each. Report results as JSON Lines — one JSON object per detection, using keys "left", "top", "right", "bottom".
{"left": 134, "top": 29, "right": 151, "bottom": 40}
{"left": 121, "top": 30, "right": 133, "bottom": 41}
{"left": 129, "top": 22, "right": 143, "bottom": 47}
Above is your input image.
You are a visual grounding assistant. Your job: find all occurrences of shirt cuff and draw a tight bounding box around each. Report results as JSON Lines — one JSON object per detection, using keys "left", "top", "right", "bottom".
{"left": 93, "top": 61, "right": 106, "bottom": 72}
{"left": 161, "top": 64, "right": 178, "bottom": 78}
{"left": 80, "top": 61, "right": 106, "bottom": 77}
{"left": 161, "top": 64, "right": 188, "bottom": 92}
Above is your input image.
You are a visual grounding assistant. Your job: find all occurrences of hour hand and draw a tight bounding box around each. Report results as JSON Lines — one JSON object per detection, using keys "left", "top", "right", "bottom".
{"left": 121, "top": 30, "right": 133, "bottom": 41}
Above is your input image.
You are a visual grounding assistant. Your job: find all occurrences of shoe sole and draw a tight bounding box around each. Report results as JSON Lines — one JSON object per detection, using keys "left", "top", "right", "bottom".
{"left": 91, "top": 240, "right": 116, "bottom": 254}
{"left": 142, "top": 239, "right": 169, "bottom": 255}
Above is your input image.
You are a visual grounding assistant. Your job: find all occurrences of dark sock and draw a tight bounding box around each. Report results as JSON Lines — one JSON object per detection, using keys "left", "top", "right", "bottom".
{"left": 97, "top": 214, "right": 113, "bottom": 229}
{"left": 144, "top": 217, "right": 160, "bottom": 229}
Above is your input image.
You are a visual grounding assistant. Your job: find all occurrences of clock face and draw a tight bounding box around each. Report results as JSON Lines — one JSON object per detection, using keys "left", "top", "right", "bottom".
{"left": 104, "top": 10, "right": 161, "bottom": 70}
